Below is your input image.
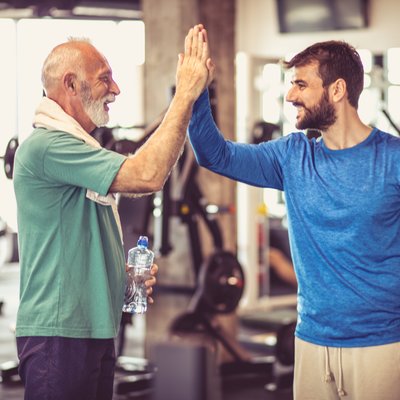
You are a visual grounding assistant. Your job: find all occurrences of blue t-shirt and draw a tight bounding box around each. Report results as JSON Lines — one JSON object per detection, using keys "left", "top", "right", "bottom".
{"left": 188, "top": 90, "right": 400, "bottom": 347}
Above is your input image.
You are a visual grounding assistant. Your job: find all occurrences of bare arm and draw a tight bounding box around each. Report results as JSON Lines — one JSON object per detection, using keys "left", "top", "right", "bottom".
{"left": 110, "top": 25, "right": 212, "bottom": 194}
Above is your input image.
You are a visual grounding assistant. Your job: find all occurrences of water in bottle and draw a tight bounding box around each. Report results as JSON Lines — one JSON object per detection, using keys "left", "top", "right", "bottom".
{"left": 122, "top": 236, "right": 154, "bottom": 314}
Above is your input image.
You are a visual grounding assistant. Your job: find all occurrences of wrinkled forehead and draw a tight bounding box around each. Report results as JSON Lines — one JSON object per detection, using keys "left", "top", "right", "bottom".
{"left": 80, "top": 44, "right": 112, "bottom": 78}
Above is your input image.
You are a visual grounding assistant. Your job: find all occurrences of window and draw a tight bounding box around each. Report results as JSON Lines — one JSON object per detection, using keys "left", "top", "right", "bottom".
{"left": 0, "top": 19, "right": 17, "bottom": 152}
{"left": 0, "top": 18, "right": 145, "bottom": 231}
{"left": 13, "top": 18, "right": 144, "bottom": 141}
{"left": 387, "top": 48, "right": 400, "bottom": 130}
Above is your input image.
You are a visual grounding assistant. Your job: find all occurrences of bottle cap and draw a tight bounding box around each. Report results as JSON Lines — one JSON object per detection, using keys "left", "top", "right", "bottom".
{"left": 137, "top": 236, "right": 148, "bottom": 248}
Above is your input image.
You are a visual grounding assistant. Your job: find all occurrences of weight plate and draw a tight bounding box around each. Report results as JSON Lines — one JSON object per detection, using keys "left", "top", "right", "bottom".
{"left": 199, "top": 251, "right": 245, "bottom": 314}
{"left": 3, "top": 137, "right": 18, "bottom": 179}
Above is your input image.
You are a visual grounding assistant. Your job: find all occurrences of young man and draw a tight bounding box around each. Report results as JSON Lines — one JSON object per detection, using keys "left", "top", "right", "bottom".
{"left": 13, "top": 25, "right": 211, "bottom": 400}
{"left": 188, "top": 39, "right": 400, "bottom": 399}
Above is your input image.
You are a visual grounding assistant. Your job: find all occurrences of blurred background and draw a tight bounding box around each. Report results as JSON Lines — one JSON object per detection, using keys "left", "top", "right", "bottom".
{"left": 0, "top": 1, "right": 399, "bottom": 399}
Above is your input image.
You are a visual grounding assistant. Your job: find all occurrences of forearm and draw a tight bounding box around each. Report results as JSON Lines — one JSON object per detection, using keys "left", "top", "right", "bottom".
{"left": 109, "top": 93, "right": 194, "bottom": 194}
{"left": 188, "top": 89, "right": 228, "bottom": 168}
{"left": 189, "top": 97, "right": 282, "bottom": 188}
{"left": 110, "top": 24, "right": 211, "bottom": 194}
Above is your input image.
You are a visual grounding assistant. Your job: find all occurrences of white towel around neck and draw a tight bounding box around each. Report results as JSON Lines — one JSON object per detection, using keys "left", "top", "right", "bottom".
{"left": 33, "top": 96, "right": 123, "bottom": 242}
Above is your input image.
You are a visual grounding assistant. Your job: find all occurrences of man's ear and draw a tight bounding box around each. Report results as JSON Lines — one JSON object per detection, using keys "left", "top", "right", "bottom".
{"left": 331, "top": 78, "right": 346, "bottom": 103}
{"left": 64, "top": 73, "right": 78, "bottom": 95}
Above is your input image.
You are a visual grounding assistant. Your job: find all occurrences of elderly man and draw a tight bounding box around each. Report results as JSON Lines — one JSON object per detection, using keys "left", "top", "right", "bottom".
{"left": 13, "top": 24, "right": 212, "bottom": 400}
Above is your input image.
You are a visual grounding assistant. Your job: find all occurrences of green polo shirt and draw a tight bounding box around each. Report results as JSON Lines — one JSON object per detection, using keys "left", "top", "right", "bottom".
{"left": 13, "top": 128, "right": 127, "bottom": 338}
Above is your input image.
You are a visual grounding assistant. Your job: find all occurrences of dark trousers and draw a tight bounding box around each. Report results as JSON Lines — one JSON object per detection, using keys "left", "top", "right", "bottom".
{"left": 17, "top": 336, "right": 116, "bottom": 400}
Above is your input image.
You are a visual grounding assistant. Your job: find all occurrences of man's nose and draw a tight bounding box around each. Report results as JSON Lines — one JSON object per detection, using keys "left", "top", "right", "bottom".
{"left": 110, "top": 79, "right": 121, "bottom": 96}
{"left": 285, "top": 86, "right": 295, "bottom": 102}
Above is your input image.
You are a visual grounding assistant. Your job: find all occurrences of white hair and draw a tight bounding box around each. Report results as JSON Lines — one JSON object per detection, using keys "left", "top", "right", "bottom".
{"left": 41, "top": 37, "right": 93, "bottom": 93}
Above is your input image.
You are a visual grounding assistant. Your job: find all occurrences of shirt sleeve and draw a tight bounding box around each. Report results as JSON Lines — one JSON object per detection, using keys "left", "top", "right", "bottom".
{"left": 43, "top": 132, "right": 127, "bottom": 196}
{"left": 188, "top": 89, "right": 292, "bottom": 190}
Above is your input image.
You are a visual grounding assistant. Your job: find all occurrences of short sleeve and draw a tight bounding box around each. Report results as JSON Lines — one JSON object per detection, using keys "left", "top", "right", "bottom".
{"left": 43, "top": 132, "right": 126, "bottom": 196}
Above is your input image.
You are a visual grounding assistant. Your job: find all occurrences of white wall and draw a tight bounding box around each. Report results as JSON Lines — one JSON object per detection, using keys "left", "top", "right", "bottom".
{"left": 236, "top": 0, "right": 400, "bottom": 57}
{"left": 235, "top": 0, "right": 400, "bottom": 308}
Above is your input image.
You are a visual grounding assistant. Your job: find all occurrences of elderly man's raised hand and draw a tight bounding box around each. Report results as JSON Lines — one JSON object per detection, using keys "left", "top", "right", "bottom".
{"left": 176, "top": 24, "right": 215, "bottom": 102}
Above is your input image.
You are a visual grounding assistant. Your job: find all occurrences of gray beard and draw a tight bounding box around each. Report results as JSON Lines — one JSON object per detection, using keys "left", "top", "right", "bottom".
{"left": 80, "top": 81, "right": 110, "bottom": 128}
{"left": 83, "top": 98, "right": 109, "bottom": 127}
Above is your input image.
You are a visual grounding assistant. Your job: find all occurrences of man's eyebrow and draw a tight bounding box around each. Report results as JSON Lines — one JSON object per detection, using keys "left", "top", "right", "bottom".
{"left": 291, "top": 79, "right": 307, "bottom": 85}
{"left": 99, "top": 72, "right": 111, "bottom": 78}
{"left": 99, "top": 69, "right": 112, "bottom": 76}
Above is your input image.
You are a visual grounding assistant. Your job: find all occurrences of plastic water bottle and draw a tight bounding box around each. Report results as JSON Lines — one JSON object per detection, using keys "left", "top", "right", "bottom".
{"left": 122, "top": 236, "right": 154, "bottom": 314}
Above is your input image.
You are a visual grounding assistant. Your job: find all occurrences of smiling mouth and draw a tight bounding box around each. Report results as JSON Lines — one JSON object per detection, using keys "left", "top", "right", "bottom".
{"left": 104, "top": 96, "right": 116, "bottom": 111}
{"left": 104, "top": 100, "right": 113, "bottom": 111}
{"left": 293, "top": 103, "right": 306, "bottom": 117}
{"left": 294, "top": 107, "right": 304, "bottom": 118}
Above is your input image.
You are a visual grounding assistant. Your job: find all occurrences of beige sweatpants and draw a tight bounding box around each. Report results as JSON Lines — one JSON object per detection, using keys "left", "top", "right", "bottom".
{"left": 294, "top": 337, "right": 400, "bottom": 400}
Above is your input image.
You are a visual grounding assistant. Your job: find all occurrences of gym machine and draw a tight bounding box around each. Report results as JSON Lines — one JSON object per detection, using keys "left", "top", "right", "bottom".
{"left": 0, "top": 136, "right": 20, "bottom": 270}
{"left": 114, "top": 232, "right": 295, "bottom": 397}
{"left": 0, "top": 137, "right": 20, "bottom": 384}
{"left": 0, "top": 137, "right": 18, "bottom": 180}
{"left": 0, "top": 138, "right": 20, "bottom": 384}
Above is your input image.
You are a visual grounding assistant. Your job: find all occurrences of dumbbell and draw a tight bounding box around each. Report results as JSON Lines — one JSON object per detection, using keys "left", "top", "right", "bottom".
{"left": 1, "top": 137, "right": 19, "bottom": 179}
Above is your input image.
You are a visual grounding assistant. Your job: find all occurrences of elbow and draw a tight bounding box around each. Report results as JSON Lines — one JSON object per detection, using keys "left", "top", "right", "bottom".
{"left": 193, "top": 152, "right": 207, "bottom": 168}
{"left": 139, "top": 171, "right": 167, "bottom": 193}
{"left": 197, "top": 159, "right": 207, "bottom": 168}
{"left": 147, "top": 179, "right": 164, "bottom": 193}
{"left": 119, "top": 157, "right": 166, "bottom": 194}
{"left": 196, "top": 156, "right": 212, "bottom": 169}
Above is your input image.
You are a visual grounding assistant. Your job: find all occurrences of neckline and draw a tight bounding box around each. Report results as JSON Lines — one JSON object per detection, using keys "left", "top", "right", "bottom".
{"left": 321, "top": 128, "right": 378, "bottom": 154}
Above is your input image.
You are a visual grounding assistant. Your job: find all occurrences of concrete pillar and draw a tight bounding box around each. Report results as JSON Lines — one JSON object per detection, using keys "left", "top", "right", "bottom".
{"left": 198, "top": 0, "right": 236, "bottom": 254}
{"left": 142, "top": 0, "right": 236, "bottom": 255}
{"left": 141, "top": 0, "right": 199, "bottom": 123}
{"left": 141, "top": 0, "right": 238, "bottom": 360}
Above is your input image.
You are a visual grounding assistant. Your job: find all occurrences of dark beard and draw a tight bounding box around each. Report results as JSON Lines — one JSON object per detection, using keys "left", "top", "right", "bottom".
{"left": 295, "top": 90, "right": 336, "bottom": 131}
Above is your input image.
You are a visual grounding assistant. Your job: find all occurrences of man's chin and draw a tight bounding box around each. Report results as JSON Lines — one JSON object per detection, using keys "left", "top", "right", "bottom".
{"left": 296, "top": 118, "right": 317, "bottom": 131}
{"left": 295, "top": 120, "right": 306, "bottom": 130}
{"left": 91, "top": 114, "right": 110, "bottom": 128}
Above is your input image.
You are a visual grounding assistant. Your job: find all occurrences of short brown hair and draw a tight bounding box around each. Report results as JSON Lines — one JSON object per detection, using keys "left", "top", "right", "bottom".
{"left": 284, "top": 41, "right": 364, "bottom": 109}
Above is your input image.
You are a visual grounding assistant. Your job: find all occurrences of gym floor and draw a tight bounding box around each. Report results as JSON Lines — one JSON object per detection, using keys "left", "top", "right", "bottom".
{"left": 0, "top": 261, "right": 293, "bottom": 400}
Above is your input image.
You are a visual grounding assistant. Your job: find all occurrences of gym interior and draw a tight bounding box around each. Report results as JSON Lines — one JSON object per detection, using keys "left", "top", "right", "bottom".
{"left": 1, "top": 0, "right": 399, "bottom": 399}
